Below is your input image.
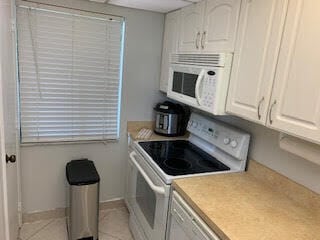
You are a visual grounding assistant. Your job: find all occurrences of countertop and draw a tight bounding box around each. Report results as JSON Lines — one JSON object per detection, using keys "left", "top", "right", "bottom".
{"left": 127, "top": 121, "right": 189, "bottom": 141}
{"left": 173, "top": 161, "right": 320, "bottom": 240}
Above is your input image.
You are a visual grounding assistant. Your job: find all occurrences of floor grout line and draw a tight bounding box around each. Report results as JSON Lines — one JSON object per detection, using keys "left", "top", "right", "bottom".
{"left": 20, "top": 208, "right": 132, "bottom": 240}
{"left": 22, "top": 218, "right": 56, "bottom": 240}
{"left": 107, "top": 233, "right": 123, "bottom": 240}
{"left": 99, "top": 207, "right": 127, "bottom": 221}
{"left": 101, "top": 231, "right": 123, "bottom": 240}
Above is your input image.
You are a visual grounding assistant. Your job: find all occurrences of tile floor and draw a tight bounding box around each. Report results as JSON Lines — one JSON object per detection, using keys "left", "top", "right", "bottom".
{"left": 19, "top": 207, "right": 133, "bottom": 240}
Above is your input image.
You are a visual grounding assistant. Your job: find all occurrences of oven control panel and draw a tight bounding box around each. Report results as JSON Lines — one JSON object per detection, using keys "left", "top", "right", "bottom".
{"left": 187, "top": 113, "right": 250, "bottom": 161}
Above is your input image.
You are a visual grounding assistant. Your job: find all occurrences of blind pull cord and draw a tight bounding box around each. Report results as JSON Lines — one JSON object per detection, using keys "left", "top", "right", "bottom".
{"left": 27, "top": 8, "right": 43, "bottom": 99}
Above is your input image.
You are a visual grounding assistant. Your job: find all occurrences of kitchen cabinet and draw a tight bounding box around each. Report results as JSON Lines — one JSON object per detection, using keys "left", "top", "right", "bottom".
{"left": 203, "top": 0, "right": 241, "bottom": 52}
{"left": 226, "top": 0, "right": 288, "bottom": 124}
{"left": 179, "top": 0, "right": 241, "bottom": 53}
{"left": 179, "top": 3, "right": 204, "bottom": 52}
{"left": 227, "top": 0, "right": 320, "bottom": 144}
{"left": 160, "top": 10, "right": 181, "bottom": 92}
{"left": 267, "top": 0, "right": 320, "bottom": 144}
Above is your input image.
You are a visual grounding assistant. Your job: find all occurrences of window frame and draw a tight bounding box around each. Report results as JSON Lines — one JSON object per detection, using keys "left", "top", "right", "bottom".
{"left": 16, "top": 3, "right": 126, "bottom": 145}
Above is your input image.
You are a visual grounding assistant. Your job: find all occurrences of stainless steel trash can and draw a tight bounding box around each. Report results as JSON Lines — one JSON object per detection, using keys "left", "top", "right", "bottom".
{"left": 66, "top": 159, "right": 100, "bottom": 240}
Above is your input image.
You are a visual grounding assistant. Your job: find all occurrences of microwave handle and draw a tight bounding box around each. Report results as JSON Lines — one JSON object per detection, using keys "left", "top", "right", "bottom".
{"left": 129, "top": 151, "right": 166, "bottom": 195}
{"left": 195, "top": 69, "right": 206, "bottom": 105}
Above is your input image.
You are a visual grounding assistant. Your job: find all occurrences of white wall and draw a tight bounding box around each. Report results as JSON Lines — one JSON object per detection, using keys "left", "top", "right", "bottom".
{"left": 215, "top": 114, "right": 320, "bottom": 194}
{"left": 19, "top": 0, "right": 165, "bottom": 213}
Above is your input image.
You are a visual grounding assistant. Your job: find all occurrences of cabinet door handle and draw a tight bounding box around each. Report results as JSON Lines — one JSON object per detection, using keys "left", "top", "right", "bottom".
{"left": 269, "top": 100, "right": 277, "bottom": 124}
{"left": 201, "top": 31, "right": 206, "bottom": 49}
{"left": 257, "top": 97, "right": 265, "bottom": 120}
{"left": 196, "top": 31, "right": 201, "bottom": 49}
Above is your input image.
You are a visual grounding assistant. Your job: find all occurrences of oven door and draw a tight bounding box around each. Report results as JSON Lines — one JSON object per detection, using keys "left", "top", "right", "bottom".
{"left": 127, "top": 150, "right": 170, "bottom": 240}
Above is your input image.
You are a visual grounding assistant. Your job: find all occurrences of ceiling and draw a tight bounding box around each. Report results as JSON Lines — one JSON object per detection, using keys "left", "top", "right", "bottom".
{"left": 90, "top": 0, "right": 199, "bottom": 13}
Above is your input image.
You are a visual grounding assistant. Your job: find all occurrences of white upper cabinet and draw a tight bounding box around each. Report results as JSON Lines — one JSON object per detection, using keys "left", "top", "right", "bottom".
{"left": 226, "top": 0, "right": 288, "bottom": 124}
{"left": 267, "top": 0, "right": 320, "bottom": 144}
{"left": 179, "top": 3, "right": 204, "bottom": 53}
{"left": 160, "top": 10, "right": 181, "bottom": 92}
{"left": 179, "top": 0, "right": 241, "bottom": 53}
{"left": 203, "top": 0, "right": 241, "bottom": 52}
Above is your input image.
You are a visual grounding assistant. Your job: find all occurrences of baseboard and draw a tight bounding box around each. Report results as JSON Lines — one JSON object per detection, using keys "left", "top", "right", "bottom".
{"left": 22, "top": 198, "right": 126, "bottom": 223}
{"left": 99, "top": 198, "right": 125, "bottom": 210}
{"left": 22, "top": 208, "right": 66, "bottom": 223}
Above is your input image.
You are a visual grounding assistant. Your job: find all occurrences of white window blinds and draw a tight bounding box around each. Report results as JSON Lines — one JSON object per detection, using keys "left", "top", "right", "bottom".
{"left": 17, "top": 6, "right": 124, "bottom": 143}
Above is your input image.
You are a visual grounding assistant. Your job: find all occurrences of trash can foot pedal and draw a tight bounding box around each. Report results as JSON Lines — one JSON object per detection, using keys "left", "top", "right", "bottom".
{"left": 78, "top": 237, "right": 95, "bottom": 240}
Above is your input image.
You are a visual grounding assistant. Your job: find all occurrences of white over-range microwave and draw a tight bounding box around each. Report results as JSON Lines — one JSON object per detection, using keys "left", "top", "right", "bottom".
{"left": 167, "top": 54, "right": 233, "bottom": 115}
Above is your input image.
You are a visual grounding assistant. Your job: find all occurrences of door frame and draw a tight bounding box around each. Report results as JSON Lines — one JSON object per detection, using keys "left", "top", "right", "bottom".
{"left": 11, "top": 0, "right": 22, "bottom": 227}
{"left": 0, "top": 60, "right": 10, "bottom": 240}
{"left": 0, "top": 0, "right": 22, "bottom": 239}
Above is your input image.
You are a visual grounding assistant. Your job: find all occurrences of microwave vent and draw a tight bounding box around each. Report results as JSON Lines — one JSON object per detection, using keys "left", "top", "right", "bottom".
{"left": 171, "top": 54, "right": 233, "bottom": 67}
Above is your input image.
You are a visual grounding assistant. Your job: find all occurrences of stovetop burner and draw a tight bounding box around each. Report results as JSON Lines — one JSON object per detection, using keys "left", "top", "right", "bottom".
{"left": 148, "top": 142, "right": 163, "bottom": 150}
{"left": 138, "top": 140, "right": 230, "bottom": 176}
{"left": 164, "top": 158, "right": 192, "bottom": 171}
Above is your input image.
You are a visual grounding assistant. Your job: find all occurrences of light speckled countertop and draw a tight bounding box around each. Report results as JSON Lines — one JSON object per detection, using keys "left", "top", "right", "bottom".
{"left": 127, "top": 121, "right": 189, "bottom": 141}
{"left": 173, "top": 161, "right": 320, "bottom": 240}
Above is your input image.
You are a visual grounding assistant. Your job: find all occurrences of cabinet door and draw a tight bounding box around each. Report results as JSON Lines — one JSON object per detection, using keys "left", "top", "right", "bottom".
{"left": 226, "top": 0, "right": 288, "bottom": 124}
{"left": 267, "top": 0, "right": 320, "bottom": 144}
{"left": 179, "top": 2, "right": 204, "bottom": 53}
{"left": 202, "top": 0, "right": 241, "bottom": 52}
{"left": 160, "top": 10, "right": 180, "bottom": 92}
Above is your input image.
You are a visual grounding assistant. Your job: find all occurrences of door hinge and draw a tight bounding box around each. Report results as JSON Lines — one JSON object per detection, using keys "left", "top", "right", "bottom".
{"left": 18, "top": 202, "right": 22, "bottom": 213}
{"left": 18, "top": 202, "right": 23, "bottom": 226}
{"left": 11, "top": 19, "right": 16, "bottom": 32}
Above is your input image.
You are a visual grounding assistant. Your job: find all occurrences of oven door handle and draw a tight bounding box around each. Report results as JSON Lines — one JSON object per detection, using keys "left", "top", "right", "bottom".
{"left": 129, "top": 151, "right": 166, "bottom": 195}
{"left": 195, "top": 69, "right": 206, "bottom": 106}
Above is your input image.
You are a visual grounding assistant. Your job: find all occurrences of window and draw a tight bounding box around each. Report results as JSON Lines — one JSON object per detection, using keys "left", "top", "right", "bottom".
{"left": 17, "top": 5, "right": 124, "bottom": 143}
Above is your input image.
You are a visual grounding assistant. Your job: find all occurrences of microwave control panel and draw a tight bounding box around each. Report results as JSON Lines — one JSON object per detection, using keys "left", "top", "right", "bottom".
{"left": 200, "top": 71, "right": 217, "bottom": 109}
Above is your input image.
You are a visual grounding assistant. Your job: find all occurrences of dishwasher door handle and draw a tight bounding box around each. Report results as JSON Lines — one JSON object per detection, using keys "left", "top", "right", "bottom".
{"left": 173, "top": 208, "right": 185, "bottom": 223}
{"left": 129, "top": 151, "right": 166, "bottom": 195}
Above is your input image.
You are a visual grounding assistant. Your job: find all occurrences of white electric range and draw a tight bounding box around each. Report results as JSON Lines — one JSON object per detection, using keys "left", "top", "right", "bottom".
{"left": 125, "top": 113, "right": 250, "bottom": 240}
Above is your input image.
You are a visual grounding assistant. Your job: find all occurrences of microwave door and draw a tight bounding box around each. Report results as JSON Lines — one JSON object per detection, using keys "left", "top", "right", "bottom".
{"left": 172, "top": 72, "right": 198, "bottom": 98}
{"left": 195, "top": 69, "right": 206, "bottom": 106}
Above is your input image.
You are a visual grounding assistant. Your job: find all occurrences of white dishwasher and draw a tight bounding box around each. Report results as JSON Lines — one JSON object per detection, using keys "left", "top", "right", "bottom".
{"left": 168, "top": 191, "right": 221, "bottom": 240}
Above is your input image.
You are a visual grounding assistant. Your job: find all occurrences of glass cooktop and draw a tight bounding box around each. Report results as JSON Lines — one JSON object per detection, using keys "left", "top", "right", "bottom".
{"left": 138, "top": 140, "right": 230, "bottom": 176}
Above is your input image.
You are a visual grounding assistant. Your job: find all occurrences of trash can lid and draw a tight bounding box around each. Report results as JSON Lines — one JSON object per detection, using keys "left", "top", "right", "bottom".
{"left": 66, "top": 159, "right": 100, "bottom": 186}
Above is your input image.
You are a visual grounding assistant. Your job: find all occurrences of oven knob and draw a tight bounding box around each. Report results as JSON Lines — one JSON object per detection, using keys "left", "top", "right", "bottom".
{"left": 192, "top": 121, "right": 198, "bottom": 128}
{"left": 230, "top": 140, "right": 238, "bottom": 148}
{"left": 223, "top": 138, "right": 231, "bottom": 145}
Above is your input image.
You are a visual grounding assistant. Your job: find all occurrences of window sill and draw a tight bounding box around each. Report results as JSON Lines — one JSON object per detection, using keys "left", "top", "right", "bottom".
{"left": 20, "top": 139, "right": 119, "bottom": 147}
